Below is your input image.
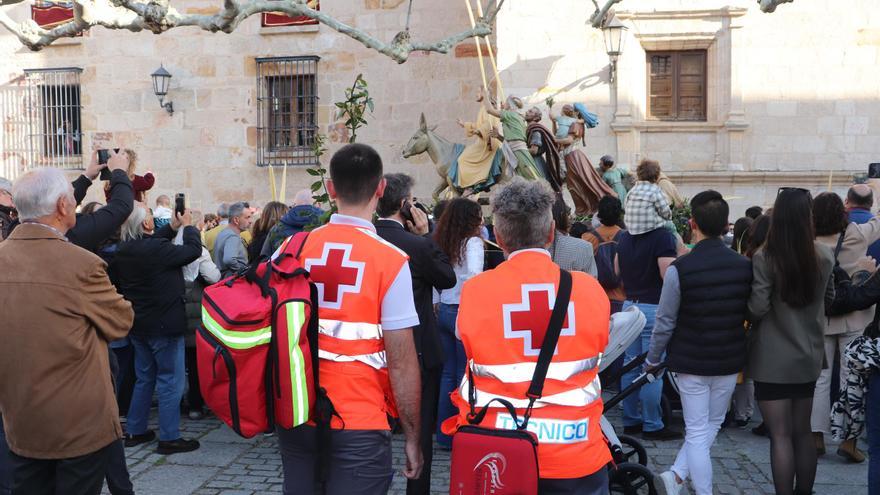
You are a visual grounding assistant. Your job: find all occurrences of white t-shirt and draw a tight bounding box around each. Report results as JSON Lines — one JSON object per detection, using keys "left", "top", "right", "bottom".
{"left": 440, "top": 236, "right": 484, "bottom": 305}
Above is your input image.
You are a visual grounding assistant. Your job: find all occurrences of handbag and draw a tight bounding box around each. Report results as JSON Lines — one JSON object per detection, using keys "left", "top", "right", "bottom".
{"left": 449, "top": 270, "right": 573, "bottom": 495}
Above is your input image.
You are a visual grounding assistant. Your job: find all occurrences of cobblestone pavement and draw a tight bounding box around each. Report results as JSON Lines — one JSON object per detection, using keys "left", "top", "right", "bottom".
{"left": 112, "top": 406, "right": 869, "bottom": 495}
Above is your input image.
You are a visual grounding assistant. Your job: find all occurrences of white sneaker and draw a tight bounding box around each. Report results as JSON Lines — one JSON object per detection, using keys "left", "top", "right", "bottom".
{"left": 655, "top": 471, "right": 682, "bottom": 495}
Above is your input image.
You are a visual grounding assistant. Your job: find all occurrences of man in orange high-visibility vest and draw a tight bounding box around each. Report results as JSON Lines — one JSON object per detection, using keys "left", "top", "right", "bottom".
{"left": 277, "top": 144, "right": 423, "bottom": 494}
{"left": 446, "top": 178, "right": 612, "bottom": 493}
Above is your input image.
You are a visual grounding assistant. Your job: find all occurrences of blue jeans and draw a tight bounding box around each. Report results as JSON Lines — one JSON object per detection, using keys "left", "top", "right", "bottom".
{"left": 621, "top": 301, "right": 665, "bottom": 432}
{"left": 436, "top": 303, "right": 467, "bottom": 448}
{"left": 127, "top": 335, "right": 186, "bottom": 442}
{"left": 869, "top": 372, "right": 880, "bottom": 495}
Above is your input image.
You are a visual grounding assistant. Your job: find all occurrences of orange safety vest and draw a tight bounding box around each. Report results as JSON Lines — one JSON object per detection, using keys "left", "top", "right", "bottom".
{"left": 298, "top": 218, "right": 409, "bottom": 430}
{"left": 447, "top": 250, "right": 612, "bottom": 479}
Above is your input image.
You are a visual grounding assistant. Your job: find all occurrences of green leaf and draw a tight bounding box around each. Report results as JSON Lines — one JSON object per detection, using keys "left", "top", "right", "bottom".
{"left": 306, "top": 168, "right": 321, "bottom": 176}
{"left": 367, "top": 100, "right": 374, "bottom": 112}
{"left": 310, "top": 182, "right": 323, "bottom": 192}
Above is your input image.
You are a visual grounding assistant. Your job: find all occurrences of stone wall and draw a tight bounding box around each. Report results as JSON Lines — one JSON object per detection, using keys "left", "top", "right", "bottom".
{"left": 496, "top": 0, "right": 880, "bottom": 214}
{"left": 0, "top": 0, "right": 483, "bottom": 210}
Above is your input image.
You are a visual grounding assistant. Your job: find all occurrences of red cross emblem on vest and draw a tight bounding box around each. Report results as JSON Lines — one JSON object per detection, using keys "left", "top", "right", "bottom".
{"left": 304, "top": 243, "right": 365, "bottom": 310}
{"left": 502, "top": 283, "right": 576, "bottom": 357}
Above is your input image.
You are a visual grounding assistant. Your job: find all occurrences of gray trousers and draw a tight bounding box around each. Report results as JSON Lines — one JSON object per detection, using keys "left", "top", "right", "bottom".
{"left": 539, "top": 468, "right": 610, "bottom": 495}
{"left": 277, "top": 425, "right": 393, "bottom": 495}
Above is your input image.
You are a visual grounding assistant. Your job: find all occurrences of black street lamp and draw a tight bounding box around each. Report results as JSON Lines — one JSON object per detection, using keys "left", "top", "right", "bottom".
{"left": 151, "top": 65, "right": 174, "bottom": 115}
{"left": 602, "top": 15, "right": 628, "bottom": 84}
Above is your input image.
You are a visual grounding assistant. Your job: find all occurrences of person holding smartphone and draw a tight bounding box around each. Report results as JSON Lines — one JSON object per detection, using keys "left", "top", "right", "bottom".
{"left": 375, "top": 173, "right": 456, "bottom": 495}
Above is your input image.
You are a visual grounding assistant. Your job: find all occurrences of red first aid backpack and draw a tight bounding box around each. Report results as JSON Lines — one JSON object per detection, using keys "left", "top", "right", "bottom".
{"left": 197, "top": 233, "right": 326, "bottom": 438}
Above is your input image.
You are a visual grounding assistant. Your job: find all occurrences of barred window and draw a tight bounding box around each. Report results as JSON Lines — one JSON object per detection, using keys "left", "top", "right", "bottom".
{"left": 24, "top": 67, "right": 84, "bottom": 169}
{"left": 256, "top": 56, "right": 319, "bottom": 167}
{"left": 646, "top": 50, "right": 707, "bottom": 121}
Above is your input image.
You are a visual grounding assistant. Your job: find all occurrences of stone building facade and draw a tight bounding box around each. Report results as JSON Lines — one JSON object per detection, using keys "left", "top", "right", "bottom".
{"left": 1, "top": 0, "right": 879, "bottom": 214}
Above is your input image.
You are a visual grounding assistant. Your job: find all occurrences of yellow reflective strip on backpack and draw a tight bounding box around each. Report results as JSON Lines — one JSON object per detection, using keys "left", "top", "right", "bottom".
{"left": 285, "top": 302, "right": 309, "bottom": 426}
{"left": 201, "top": 308, "right": 272, "bottom": 350}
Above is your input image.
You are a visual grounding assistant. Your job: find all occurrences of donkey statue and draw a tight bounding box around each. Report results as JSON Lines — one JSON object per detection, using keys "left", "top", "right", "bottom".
{"left": 403, "top": 113, "right": 509, "bottom": 200}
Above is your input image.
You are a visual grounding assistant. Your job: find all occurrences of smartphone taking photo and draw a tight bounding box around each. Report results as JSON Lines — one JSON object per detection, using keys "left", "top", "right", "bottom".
{"left": 97, "top": 148, "right": 120, "bottom": 181}
{"left": 175, "top": 193, "right": 186, "bottom": 217}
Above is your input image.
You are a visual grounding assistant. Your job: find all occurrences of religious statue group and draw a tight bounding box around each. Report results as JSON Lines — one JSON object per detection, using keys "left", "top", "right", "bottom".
{"left": 403, "top": 90, "right": 648, "bottom": 217}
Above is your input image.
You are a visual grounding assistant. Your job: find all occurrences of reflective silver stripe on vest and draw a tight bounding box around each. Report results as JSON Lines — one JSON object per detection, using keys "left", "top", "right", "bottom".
{"left": 318, "top": 319, "right": 383, "bottom": 341}
{"left": 318, "top": 349, "right": 387, "bottom": 370}
{"left": 459, "top": 373, "right": 602, "bottom": 409}
{"left": 471, "top": 356, "right": 601, "bottom": 383}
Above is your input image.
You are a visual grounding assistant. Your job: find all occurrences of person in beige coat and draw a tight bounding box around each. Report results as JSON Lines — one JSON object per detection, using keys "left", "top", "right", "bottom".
{"left": 0, "top": 168, "right": 133, "bottom": 495}
{"left": 747, "top": 188, "right": 834, "bottom": 495}
{"left": 811, "top": 191, "right": 880, "bottom": 461}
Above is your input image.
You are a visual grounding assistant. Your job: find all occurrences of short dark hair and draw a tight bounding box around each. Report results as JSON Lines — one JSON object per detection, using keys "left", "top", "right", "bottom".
{"left": 637, "top": 159, "right": 661, "bottom": 183}
{"left": 376, "top": 173, "right": 414, "bottom": 218}
{"left": 690, "top": 190, "right": 729, "bottom": 237}
{"left": 329, "top": 143, "right": 384, "bottom": 205}
{"left": 551, "top": 195, "right": 571, "bottom": 234}
{"left": 813, "top": 192, "right": 849, "bottom": 236}
{"left": 744, "top": 206, "right": 763, "bottom": 220}
{"left": 597, "top": 195, "right": 623, "bottom": 226}
{"left": 847, "top": 186, "right": 874, "bottom": 208}
{"left": 570, "top": 222, "right": 590, "bottom": 239}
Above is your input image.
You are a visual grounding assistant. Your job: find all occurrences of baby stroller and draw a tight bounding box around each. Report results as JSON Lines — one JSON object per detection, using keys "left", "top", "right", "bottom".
{"left": 601, "top": 307, "right": 667, "bottom": 494}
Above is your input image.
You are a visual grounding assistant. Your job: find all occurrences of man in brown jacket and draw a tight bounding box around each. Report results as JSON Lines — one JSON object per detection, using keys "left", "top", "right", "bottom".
{"left": 0, "top": 168, "right": 133, "bottom": 495}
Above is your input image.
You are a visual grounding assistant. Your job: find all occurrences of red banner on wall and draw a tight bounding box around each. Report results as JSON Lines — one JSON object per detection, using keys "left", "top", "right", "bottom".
{"left": 31, "top": 1, "right": 75, "bottom": 29}
{"left": 261, "top": 0, "right": 319, "bottom": 27}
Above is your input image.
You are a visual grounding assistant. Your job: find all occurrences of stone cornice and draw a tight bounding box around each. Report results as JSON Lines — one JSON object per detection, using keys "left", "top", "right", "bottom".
{"left": 616, "top": 7, "right": 749, "bottom": 21}
{"left": 664, "top": 170, "right": 860, "bottom": 186}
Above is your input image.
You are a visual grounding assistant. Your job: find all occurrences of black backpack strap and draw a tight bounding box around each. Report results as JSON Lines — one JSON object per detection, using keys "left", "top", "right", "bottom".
{"left": 308, "top": 281, "right": 340, "bottom": 484}
{"left": 834, "top": 229, "right": 846, "bottom": 261}
{"left": 525, "top": 269, "right": 573, "bottom": 402}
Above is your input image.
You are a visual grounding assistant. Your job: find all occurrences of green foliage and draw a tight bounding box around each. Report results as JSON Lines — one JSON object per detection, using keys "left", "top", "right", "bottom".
{"left": 304, "top": 74, "right": 374, "bottom": 229}
{"left": 335, "top": 74, "right": 374, "bottom": 144}
{"left": 306, "top": 133, "right": 336, "bottom": 229}
{"left": 671, "top": 200, "right": 692, "bottom": 240}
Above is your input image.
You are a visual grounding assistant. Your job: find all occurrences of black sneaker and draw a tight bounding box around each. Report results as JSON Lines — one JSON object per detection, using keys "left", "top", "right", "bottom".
{"left": 734, "top": 418, "right": 750, "bottom": 429}
{"left": 157, "top": 438, "right": 201, "bottom": 455}
{"left": 751, "top": 422, "right": 768, "bottom": 437}
{"left": 124, "top": 430, "right": 156, "bottom": 448}
{"left": 643, "top": 427, "right": 683, "bottom": 441}
{"left": 622, "top": 425, "right": 643, "bottom": 435}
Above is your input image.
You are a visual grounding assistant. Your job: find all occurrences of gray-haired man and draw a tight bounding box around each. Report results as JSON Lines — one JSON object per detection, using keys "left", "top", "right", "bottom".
{"left": 213, "top": 201, "right": 253, "bottom": 277}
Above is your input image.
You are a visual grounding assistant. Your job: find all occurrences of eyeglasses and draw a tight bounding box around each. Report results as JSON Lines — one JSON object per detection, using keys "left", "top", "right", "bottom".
{"left": 777, "top": 187, "right": 812, "bottom": 198}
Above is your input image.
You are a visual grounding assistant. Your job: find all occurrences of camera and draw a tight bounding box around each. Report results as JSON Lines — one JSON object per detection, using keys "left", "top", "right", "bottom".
{"left": 97, "top": 148, "right": 120, "bottom": 181}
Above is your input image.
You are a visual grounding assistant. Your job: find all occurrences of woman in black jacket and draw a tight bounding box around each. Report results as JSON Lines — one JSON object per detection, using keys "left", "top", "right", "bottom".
{"left": 112, "top": 204, "right": 203, "bottom": 455}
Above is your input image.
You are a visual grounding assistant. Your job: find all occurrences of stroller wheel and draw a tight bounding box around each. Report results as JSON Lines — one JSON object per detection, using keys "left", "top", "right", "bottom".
{"left": 610, "top": 462, "right": 657, "bottom": 495}
{"left": 617, "top": 435, "right": 649, "bottom": 466}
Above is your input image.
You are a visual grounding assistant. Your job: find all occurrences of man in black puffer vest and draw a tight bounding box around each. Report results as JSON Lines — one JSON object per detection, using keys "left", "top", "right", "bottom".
{"left": 645, "top": 190, "right": 752, "bottom": 495}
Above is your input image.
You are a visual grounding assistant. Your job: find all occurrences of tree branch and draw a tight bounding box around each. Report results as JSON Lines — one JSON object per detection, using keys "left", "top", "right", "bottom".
{"left": 0, "top": 0, "right": 503, "bottom": 63}
{"left": 758, "top": 0, "right": 794, "bottom": 13}
{"left": 589, "top": 0, "right": 621, "bottom": 28}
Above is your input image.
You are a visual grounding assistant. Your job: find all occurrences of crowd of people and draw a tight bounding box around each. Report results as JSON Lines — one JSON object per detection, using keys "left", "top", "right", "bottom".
{"left": 0, "top": 143, "right": 878, "bottom": 495}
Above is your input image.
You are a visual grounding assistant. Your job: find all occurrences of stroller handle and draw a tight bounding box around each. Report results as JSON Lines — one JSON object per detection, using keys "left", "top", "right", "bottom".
{"left": 602, "top": 363, "right": 668, "bottom": 412}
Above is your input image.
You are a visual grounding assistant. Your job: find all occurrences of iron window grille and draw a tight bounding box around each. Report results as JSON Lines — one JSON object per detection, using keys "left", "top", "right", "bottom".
{"left": 23, "top": 67, "right": 84, "bottom": 169}
{"left": 256, "top": 56, "right": 319, "bottom": 167}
